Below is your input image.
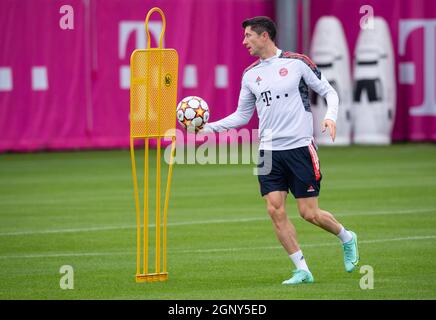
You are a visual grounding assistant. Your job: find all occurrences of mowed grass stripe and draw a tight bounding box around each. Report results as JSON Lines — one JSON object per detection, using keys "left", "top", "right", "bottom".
{"left": 0, "top": 207, "right": 434, "bottom": 236}
{"left": 1, "top": 234, "right": 435, "bottom": 259}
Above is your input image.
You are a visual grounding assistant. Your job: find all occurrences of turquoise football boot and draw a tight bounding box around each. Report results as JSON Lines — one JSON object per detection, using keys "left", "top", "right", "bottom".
{"left": 282, "top": 269, "right": 314, "bottom": 285}
{"left": 343, "top": 231, "right": 359, "bottom": 272}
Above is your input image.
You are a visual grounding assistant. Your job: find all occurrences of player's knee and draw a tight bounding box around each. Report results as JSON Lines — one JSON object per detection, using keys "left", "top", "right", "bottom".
{"left": 266, "top": 204, "right": 277, "bottom": 217}
{"left": 299, "top": 206, "right": 318, "bottom": 223}
{"left": 266, "top": 204, "right": 286, "bottom": 221}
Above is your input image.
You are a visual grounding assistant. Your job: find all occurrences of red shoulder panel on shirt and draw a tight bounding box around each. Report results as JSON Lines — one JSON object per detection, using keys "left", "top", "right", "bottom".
{"left": 280, "top": 51, "right": 321, "bottom": 79}
{"left": 243, "top": 59, "right": 261, "bottom": 75}
{"left": 280, "top": 51, "right": 317, "bottom": 69}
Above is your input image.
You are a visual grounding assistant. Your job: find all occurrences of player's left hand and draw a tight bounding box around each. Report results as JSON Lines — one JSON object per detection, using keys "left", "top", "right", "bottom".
{"left": 321, "top": 119, "right": 336, "bottom": 142}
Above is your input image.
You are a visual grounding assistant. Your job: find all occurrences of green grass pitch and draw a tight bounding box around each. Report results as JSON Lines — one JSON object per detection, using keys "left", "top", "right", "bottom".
{"left": 0, "top": 144, "right": 435, "bottom": 299}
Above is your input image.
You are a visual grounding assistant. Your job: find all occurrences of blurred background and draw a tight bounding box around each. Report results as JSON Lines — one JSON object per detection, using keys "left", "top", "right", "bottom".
{"left": 1, "top": 0, "right": 435, "bottom": 152}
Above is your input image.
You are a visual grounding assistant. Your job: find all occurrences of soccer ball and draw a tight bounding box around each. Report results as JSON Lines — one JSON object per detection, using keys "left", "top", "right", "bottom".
{"left": 176, "top": 96, "right": 210, "bottom": 133}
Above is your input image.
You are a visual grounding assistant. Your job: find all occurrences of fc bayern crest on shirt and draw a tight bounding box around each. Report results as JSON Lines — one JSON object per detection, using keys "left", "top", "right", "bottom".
{"left": 279, "top": 68, "right": 288, "bottom": 77}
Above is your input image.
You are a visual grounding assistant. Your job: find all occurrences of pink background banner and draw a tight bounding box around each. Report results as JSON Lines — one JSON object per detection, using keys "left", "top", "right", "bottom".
{"left": 309, "top": 0, "right": 436, "bottom": 141}
{"left": 2, "top": 0, "right": 436, "bottom": 153}
{"left": 0, "top": 0, "right": 273, "bottom": 152}
{"left": 0, "top": 0, "right": 89, "bottom": 151}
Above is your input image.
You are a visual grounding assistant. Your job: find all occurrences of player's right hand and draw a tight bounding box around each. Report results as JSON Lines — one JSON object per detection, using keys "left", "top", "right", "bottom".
{"left": 321, "top": 119, "right": 336, "bottom": 142}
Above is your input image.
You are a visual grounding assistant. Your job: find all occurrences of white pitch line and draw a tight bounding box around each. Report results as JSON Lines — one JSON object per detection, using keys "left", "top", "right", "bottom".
{"left": 0, "top": 225, "right": 135, "bottom": 236}
{"left": 0, "top": 252, "right": 128, "bottom": 259}
{"left": 0, "top": 235, "right": 435, "bottom": 260}
{"left": 0, "top": 207, "right": 434, "bottom": 237}
{"left": 177, "top": 235, "right": 436, "bottom": 254}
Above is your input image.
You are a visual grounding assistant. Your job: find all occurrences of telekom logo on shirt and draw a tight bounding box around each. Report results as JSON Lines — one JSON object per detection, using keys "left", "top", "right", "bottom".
{"left": 399, "top": 19, "right": 436, "bottom": 116}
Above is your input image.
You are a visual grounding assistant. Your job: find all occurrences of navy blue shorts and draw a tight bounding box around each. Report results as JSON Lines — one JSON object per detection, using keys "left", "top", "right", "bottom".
{"left": 257, "top": 143, "right": 322, "bottom": 198}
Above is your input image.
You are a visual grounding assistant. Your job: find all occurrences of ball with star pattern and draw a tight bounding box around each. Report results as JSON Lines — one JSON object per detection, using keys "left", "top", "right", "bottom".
{"left": 176, "top": 96, "right": 210, "bottom": 132}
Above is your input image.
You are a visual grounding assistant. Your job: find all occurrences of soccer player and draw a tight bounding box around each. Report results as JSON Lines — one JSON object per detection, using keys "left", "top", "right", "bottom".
{"left": 201, "top": 16, "right": 359, "bottom": 284}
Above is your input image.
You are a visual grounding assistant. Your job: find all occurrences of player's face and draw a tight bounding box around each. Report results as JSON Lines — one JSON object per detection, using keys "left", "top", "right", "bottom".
{"left": 242, "top": 26, "right": 265, "bottom": 56}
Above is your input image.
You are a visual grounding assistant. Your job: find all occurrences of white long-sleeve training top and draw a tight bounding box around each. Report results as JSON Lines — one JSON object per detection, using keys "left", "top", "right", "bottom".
{"left": 202, "top": 49, "right": 339, "bottom": 150}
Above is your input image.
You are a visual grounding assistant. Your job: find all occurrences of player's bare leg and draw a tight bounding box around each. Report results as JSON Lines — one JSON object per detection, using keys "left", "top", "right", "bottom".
{"left": 264, "top": 191, "right": 314, "bottom": 284}
{"left": 296, "top": 197, "right": 342, "bottom": 234}
{"left": 264, "top": 191, "right": 299, "bottom": 254}
{"left": 296, "top": 196, "right": 359, "bottom": 272}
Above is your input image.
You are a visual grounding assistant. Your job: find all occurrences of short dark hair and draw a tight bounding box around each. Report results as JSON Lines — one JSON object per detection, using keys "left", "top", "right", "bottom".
{"left": 242, "top": 16, "right": 277, "bottom": 42}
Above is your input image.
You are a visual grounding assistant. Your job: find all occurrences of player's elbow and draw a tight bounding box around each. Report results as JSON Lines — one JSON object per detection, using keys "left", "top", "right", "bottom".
{"left": 238, "top": 112, "right": 252, "bottom": 126}
{"left": 324, "top": 88, "right": 338, "bottom": 100}
{"left": 240, "top": 117, "right": 250, "bottom": 126}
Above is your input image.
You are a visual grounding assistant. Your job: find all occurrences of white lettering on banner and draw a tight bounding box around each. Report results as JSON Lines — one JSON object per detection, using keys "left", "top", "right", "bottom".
{"left": 120, "top": 66, "right": 130, "bottom": 89}
{"left": 215, "top": 65, "right": 228, "bottom": 88}
{"left": 119, "top": 21, "right": 163, "bottom": 89}
{"left": 0, "top": 67, "right": 13, "bottom": 91}
{"left": 118, "top": 21, "right": 228, "bottom": 90}
{"left": 398, "top": 62, "right": 415, "bottom": 85}
{"left": 31, "top": 67, "right": 48, "bottom": 91}
{"left": 1, "top": 67, "right": 50, "bottom": 92}
{"left": 399, "top": 19, "right": 436, "bottom": 116}
{"left": 123, "top": 63, "right": 229, "bottom": 90}
{"left": 183, "top": 65, "right": 198, "bottom": 88}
